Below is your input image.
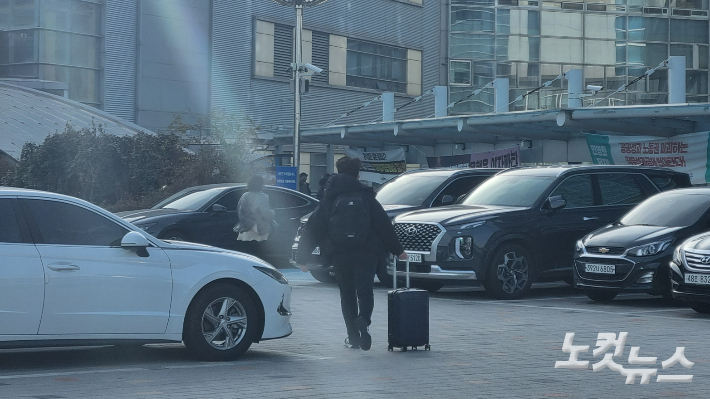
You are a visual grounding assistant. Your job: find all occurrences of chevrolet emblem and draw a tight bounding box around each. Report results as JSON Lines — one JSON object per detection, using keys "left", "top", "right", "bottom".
{"left": 599, "top": 248, "right": 610, "bottom": 254}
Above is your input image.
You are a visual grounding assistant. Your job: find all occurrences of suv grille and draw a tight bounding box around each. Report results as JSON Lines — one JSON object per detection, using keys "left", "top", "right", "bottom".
{"left": 394, "top": 223, "right": 443, "bottom": 253}
{"left": 586, "top": 246, "right": 626, "bottom": 255}
{"left": 684, "top": 250, "right": 710, "bottom": 271}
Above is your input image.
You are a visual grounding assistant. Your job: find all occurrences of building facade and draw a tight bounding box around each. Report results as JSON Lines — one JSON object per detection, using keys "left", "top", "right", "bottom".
{"left": 448, "top": 0, "right": 710, "bottom": 114}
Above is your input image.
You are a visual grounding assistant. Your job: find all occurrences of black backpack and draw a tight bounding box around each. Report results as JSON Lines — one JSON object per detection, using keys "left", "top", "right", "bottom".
{"left": 328, "top": 192, "right": 371, "bottom": 250}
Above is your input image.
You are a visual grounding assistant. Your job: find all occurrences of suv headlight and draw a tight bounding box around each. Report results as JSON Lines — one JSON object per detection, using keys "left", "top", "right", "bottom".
{"left": 628, "top": 239, "right": 674, "bottom": 257}
{"left": 575, "top": 240, "right": 585, "bottom": 253}
{"left": 453, "top": 236, "right": 473, "bottom": 259}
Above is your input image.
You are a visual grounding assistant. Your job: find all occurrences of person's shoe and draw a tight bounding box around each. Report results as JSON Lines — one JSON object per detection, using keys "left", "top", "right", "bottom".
{"left": 356, "top": 318, "right": 371, "bottom": 351}
{"left": 344, "top": 337, "right": 359, "bottom": 349}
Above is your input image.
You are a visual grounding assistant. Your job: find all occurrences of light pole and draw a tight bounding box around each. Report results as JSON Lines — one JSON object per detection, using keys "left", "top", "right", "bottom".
{"left": 270, "top": 0, "right": 329, "bottom": 186}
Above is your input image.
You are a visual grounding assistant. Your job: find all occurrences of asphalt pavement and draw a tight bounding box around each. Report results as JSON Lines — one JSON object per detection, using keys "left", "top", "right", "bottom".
{"left": 1, "top": 269, "right": 709, "bottom": 398}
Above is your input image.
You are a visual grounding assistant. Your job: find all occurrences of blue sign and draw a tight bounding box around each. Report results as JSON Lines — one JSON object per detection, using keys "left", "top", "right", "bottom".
{"left": 275, "top": 166, "right": 298, "bottom": 190}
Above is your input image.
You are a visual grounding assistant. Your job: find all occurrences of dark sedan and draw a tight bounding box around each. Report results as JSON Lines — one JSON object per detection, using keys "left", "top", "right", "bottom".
{"left": 117, "top": 183, "right": 318, "bottom": 262}
{"left": 575, "top": 188, "right": 710, "bottom": 302}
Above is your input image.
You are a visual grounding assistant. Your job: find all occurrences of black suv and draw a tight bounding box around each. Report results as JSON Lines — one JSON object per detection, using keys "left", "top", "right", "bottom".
{"left": 293, "top": 168, "right": 501, "bottom": 285}
{"left": 575, "top": 188, "right": 710, "bottom": 302}
{"left": 392, "top": 166, "right": 692, "bottom": 299}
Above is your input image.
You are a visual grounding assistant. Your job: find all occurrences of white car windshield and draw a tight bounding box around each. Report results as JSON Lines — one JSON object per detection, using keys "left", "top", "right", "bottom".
{"left": 462, "top": 175, "right": 556, "bottom": 207}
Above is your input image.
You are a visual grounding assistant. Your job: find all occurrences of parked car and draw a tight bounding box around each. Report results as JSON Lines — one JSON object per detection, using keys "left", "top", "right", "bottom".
{"left": 117, "top": 183, "right": 318, "bottom": 262}
{"left": 391, "top": 165, "right": 692, "bottom": 299}
{"left": 574, "top": 188, "right": 710, "bottom": 302}
{"left": 292, "top": 168, "right": 501, "bottom": 285}
{"left": 670, "top": 232, "right": 710, "bottom": 314}
{"left": 0, "top": 188, "right": 292, "bottom": 360}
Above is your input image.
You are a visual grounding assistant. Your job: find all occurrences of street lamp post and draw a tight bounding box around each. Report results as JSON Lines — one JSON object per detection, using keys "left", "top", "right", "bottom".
{"left": 270, "top": 0, "right": 330, "bottom": 187}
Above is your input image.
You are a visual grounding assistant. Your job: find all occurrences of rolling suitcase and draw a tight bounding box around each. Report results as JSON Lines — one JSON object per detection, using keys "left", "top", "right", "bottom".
{"left": 388, "top": 257, "right": 430, "bottom": 351}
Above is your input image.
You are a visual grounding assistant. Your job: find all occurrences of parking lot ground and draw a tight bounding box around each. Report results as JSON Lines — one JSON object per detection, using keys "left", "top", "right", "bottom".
{"left": 1, "top": 270, "right": 710, "bottom": 399}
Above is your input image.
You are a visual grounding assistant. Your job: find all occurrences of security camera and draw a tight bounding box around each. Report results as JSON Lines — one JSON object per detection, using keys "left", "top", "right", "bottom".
{"left": 586, "top": 85, "right": 603, "bottom": 92}
{"left": 304, "top": 63, "right": 323, "bottom": 74}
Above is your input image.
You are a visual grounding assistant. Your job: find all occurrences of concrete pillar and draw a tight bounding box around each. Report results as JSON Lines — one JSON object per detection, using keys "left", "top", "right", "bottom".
{"left": 493, "top": 78, "right": 509, "bottom": 113}
{"left": 382, "top": 92, "right": 395, "bottom": 121}
{"left": 433, "top": 86, "right": 448, "bottom": 118}
{"left": 326, "top": 144, "right": 335, "bottom": 174}
{"left": 566, "top": 69, "right": 583, "bottom": 108}
{"left": 668, "top": 56, "right": 687, "bottom": 104}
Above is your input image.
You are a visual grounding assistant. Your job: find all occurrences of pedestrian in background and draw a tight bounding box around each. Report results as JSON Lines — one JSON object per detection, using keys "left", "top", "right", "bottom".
{"left": 316, "top": 173, "right": 331, "bottom": 200}
{"left": 297, "top": 157, "right": 406, "bottom": 351}
{"left": 298, "top": 172, "right": 312, "bottom": 196}
{"left": 234, "top": 175, "right": 274, "bottom": 255}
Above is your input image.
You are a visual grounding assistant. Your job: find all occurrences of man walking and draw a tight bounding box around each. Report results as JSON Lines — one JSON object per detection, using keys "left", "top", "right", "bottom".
{"left": 298, "top": 172, "right": 312, "bottom": 196}
{"left": 297, "top": 157, "right": 406, "bottom": 350}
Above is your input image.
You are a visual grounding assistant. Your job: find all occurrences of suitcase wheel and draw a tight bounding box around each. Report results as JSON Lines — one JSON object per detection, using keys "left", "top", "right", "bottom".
{"left": 388, "top": 346, "right": 393, "bottom": 352}
{"left": 412, "top": 346, "right": 418, "bottom": 351}
{"left": 425, "top": 344, "right": 431, "bottom": 350}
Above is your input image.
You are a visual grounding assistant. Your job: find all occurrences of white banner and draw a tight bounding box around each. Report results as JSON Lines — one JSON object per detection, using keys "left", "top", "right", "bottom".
{"left": 585, "top": 132, "right": 710, "bottom": 184}
{"left": 470, "top": 146, "right": 521, "bottom": 168}
{"left": 344, "top": 148, "right": 406, "bottom": 184}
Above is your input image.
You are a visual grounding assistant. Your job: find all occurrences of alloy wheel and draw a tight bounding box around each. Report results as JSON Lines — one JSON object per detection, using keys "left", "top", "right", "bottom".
{"left": 201, "top": 297, "right": 248, "bottom": 350}
{"left": 496, "top": 251, "right": 530, "bottom": 294}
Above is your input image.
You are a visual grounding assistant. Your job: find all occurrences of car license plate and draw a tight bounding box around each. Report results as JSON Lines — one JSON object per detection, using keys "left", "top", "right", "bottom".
{"left": 312, "top": 247, "right": 320, "bottom": 255}
{"left": 408, "top": 253, "right": 422, "bottom": 263}
{"left": 585, "top": 263, "right": 615, "bottom": 274}
{"left": 685, "top": 273, "right": 710, "bottom": 285}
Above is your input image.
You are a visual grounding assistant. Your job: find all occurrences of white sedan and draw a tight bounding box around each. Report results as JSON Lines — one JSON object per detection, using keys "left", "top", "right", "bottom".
{"left": 0, "top": 188, "right": 292, "bottom": 361}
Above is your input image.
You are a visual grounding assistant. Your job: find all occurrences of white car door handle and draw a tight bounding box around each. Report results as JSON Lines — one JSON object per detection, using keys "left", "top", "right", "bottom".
{"left": 47, "top": 262, "right": 80, "bottom": 272}
{"left": 583, "top": 217, "right": 599, "bottom": 221}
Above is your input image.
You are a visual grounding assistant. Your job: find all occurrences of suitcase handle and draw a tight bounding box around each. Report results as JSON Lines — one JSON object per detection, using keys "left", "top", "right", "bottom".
{"left": 393, "top": 257, "right": 411, "bottom": 290}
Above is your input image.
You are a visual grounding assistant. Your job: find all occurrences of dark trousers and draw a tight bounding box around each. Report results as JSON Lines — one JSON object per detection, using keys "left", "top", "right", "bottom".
{"left": 333, "top": 252, "right": 377, "bottom": 342}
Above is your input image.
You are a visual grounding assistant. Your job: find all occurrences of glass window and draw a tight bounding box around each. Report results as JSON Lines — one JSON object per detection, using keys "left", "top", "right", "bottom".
{"left": 628, "top": 42, "right": 668, "bottom": 67}
{"left": 628, "top": 17, "right": 668, "bottom": 42}
{"left": 671, "top": 44, "right": 694, "bottom": 68}
{"left": 264, "top": 189, "right": 309, "bottom": 209}
{"left": 451, "top": 5, "right": 494, "bottom": 33}
{"left": 585, "top": 40, "right": 620, "bottom": 65}
{"left": 541, "top": 11, "right": 583, "bottom": 37}
{"left": 25, "top": 199, "right": 128, "bottom": 246}
{"left": 450, "top": 60, "right": 471, "bottom": 85}
{"left": 670, "top": 19, "right": 708, "bottom": 43}
{"left": 540, "top": 38, "right": 583, "bottom": 63}
{"left": 434, "top": 176, "right": 490, "bottom": 206}
{"left": 346, "top": 39, "right": 407, "bottom": 93}
{"left": 497, "top": 35, "right": 539, "bottom": 62}
{"left": 8, "top": 30, "right": 36, "bottom": 63}
{"left": 159, "top": 188, "right": 224, "bottom": 211}
{"left": 550, "top": 175, "right": 594, "bottom": 208}
{"left": 686, "top": 70, "right": 709, "bottom": 95}
{"left": 671, "top": 0, "right": 709, "bottom": 10}
{"left": 0, "top": 199, "right": 22, "bottom": 243}
{"left": 649, "top": 175, "right": 688, "bottom": 191}
{"left": 376, "top": 174, "right": 449, "bottom": 206}
{"left": 69, "top": 34, "right": 98, "bottom": 68}
{"left": 13, "top": 0, "right": 35, "bottom": 28}
{"left": 450, "top": 32, "right": 494, "bottom": 60}
{"left": 700, "top": 45, "right": 709, "bottom": 69}
{"left": 462, "top": 175, "right": 557, "bottom": 207}
{"left": 584, "top": 14, "right": 620, "bottom": 40}
{"left": 497, "top": 8, "right": 539, "bottom": 35}
{"left": 69, "top": 67, "right": 99, "bottom": 104}
{"left": 41, "top": 30, "right": 69, "bottom": 64}
{"left": 71, "top": 0, "right": 99, "bottom": 35}
{"left": 214, "top": 189, "right": 247, "bottom": 212}
{"left": 0, "top": 0, "right": 10, "bottom": 29}
{"left": 450, "top": 85, "right": 494, "bottom": 113}
{"left": 620, "top": 193, "right": 710, "bottom": 227}
{"left": 41, "top": 0, "right": 69, "bottom": 30}
{"left": 598, "top": 174, "right": 645, "bottom": 206}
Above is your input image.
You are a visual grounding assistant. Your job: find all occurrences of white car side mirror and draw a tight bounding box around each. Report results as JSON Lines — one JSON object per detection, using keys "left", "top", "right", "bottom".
{"left": 121, "top": 231, "right": 151, "bottom": 248}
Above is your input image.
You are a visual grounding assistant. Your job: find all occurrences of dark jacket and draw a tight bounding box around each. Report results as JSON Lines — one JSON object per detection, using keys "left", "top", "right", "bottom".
{"left": 298, "top": 173, "right": 403, "bottom": 262}
{"left": 316, "top": 174, "right": 331, "bottom": 200}
{"left": 298, "top": 181, "right": 312, "bottom": 196}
